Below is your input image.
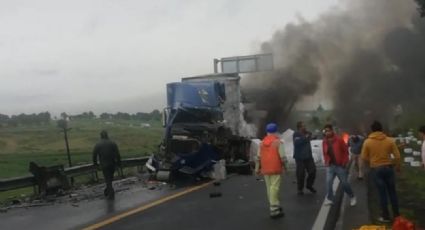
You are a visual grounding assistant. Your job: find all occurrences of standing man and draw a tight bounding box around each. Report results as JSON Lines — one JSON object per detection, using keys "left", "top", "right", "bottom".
{"left": 322, "top": 124, "right": 356, "bottom": 206}
{"left": 93, "top": 130, "right": 121, "bottom": 200}
{"left": 349, "top": 135, "right": 365, "bottom": 180}
{"left": 361, "top": 121, "right": 401, "bottom": 222}
{"left": 418, "top": 125, "right": 425, "bottom": 169}
{"left": 293, "top": 121, "right": 316, "bottom": 195}
{"left": 255, "top": 123, "right": 285, "bottom": 219}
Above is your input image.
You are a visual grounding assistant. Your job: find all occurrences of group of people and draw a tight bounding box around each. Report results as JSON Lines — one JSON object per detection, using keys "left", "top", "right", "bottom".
{"left": 255, "top": 120, "right": 408, "bottom": 223}
{"left": 91, "top": 121, "right": 425, "bottom": 223}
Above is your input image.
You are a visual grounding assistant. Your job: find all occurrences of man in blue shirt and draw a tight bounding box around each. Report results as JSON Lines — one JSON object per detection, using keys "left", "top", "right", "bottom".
{"left": 293, "top": 121, "right": 317, "bottom": 195}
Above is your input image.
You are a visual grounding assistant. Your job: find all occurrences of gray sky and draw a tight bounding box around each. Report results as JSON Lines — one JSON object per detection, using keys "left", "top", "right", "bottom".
{"left": 0, "top": 0, "right": 338, "bottom": 116}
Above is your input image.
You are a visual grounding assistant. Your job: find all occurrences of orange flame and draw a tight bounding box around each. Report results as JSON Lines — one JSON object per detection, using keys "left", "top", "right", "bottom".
{"left": 342, "top": 132, "right": 350, "bottom": 144}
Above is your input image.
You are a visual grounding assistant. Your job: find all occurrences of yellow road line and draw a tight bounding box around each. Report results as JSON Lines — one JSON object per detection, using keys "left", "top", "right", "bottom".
{"left": 83, "top": 181, "right": 214, "bottom": 230}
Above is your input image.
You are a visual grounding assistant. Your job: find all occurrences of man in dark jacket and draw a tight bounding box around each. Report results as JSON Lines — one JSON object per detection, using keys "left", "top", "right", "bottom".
{"left": 322, "top": 124, "right": 356, "bottom": 206}
{"left": 293, "top": 121, "right": 316, "bottom": 195}
{"left": 348, "top": 135, "right": 365, "bottom": 179}
{"left": 93, "top": 130, "right": 121, "bottom": 200}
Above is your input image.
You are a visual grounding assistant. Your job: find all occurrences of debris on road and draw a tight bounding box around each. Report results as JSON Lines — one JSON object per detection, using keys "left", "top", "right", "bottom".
{"left": 209, "top": 192, "right": 222, "bottom": 198}
{"left": 0, "top": 174, "right": 156, "bottom": 212}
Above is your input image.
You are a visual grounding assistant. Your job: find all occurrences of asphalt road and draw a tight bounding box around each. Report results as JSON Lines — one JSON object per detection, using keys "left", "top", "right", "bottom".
{"left": 0, "top": 179, "right": 175, "bottom": 230}
{"left": 97, "top": 169, "right": 327, "bottom": 230}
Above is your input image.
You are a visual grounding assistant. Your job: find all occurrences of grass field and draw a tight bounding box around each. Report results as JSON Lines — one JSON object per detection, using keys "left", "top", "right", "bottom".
{"left": 0, "top": 119, "right": 164, "bottom": 179}
{"left": 396, "top": 139, "right": 425, "bottom": 228}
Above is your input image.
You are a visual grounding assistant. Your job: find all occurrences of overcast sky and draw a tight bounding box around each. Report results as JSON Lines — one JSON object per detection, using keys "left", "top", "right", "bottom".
{"left": 0, "top": 0, "right": 339, "bottom": 116}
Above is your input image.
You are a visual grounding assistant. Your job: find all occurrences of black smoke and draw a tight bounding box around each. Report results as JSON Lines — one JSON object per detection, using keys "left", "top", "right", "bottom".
{"left": 242, "top": 0, "right": 425, "bottom": 133}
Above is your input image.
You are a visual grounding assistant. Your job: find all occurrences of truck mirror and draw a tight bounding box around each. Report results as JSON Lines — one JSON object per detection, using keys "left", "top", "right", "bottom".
{"left": 162, "top": 108, "right": 169, "bottom": 127}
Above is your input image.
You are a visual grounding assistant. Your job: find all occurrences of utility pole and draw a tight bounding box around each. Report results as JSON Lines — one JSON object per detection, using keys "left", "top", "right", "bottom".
{"left": 57, "top": 119, "right": 72, "bottom": 167}
{"left": 63, "top": 127, "right": 72, "bottom": 167}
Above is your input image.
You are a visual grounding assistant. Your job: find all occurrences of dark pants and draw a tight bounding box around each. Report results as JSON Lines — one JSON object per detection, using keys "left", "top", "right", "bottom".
{"left": 371, "top": 165, "right": 400, "bottom": 219}
{"left": 102, "top": 165, "right": 116, "bottom": 199}
{"left": 296, "top": 158, "right": 316, "bottom": 191}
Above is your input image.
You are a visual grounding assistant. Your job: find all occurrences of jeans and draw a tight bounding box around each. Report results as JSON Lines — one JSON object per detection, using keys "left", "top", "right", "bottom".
{"left": 352, "top": 154, "right": 363, "bottom": 178}
{"left": 371, "top": 165, "right": 400, "bottom": 219}
{"left": 296, "top": 158, "right": 316, "bottom": 191}
{"left": 326, "top": 164, "right": 354, "bottom": 200}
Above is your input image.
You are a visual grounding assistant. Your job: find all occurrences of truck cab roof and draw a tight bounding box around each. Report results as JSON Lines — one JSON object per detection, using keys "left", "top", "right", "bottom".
{"left": 182, "top": 73, "right": 240, "bottom": 82}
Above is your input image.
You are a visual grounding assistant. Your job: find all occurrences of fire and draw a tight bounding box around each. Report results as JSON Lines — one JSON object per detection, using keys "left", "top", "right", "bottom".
{"left": 342, "top": 132, "right": 350, "bottom": 144}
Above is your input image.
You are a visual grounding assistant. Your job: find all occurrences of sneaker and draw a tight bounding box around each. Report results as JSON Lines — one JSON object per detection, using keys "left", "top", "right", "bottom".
{"left": 324, "top": 198, "right": 333, "bottom": 206}
{"left": 357, "top": 177, "right": 363, "bottom": 180}
{"left": 270, "top": 211, "right": 285, "bottom": 219}
{"left": 297, "top": 190, "right": 304, "bottom": 195}
{"left": 306, "top": 186, "right": 317, "bottom": 194}
{"left": 377, "top": 217, "right": 391, "bottom": 223}
{"left": 350, "top": 196, "right": 357, "bottom": 206}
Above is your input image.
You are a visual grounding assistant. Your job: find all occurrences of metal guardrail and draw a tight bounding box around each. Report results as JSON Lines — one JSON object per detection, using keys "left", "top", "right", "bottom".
{"left": 0, "top": 156, "right": 150, "bottom": 192}
{"left": 0, "top": 175, "right": 35, "bottom": 192}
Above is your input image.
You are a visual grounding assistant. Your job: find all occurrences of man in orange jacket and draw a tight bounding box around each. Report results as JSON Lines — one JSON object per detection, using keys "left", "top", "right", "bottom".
{"left": 255, "top": 123, "right": 285, "bottom": 219}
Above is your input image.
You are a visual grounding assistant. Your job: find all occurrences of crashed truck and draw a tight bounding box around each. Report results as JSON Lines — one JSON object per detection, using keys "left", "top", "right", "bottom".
{"left": 151, "top": 73, "right": 253, "bottom": 181}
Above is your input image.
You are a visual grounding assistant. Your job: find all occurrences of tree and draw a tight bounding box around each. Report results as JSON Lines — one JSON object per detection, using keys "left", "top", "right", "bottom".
{"left": 35, "top": 112, "right": 51, "bottom": 125}
{"left": 88, "top": 111, "right": 95, "bottom": 119}
{"left": 60, "top": 112, "right": 68, "bottom": 120}
{"left": 134, "top": 112, "right": 149, "bottom": 120}
{"left": 416, "top": 0, "right": 425, "bottom": 17}
{"left": 150, "top": 110, "right": 161, "bottom": 121}
{"left": 7, "top": 119, "right": 18, "bottom": 127}
{"left": 100, "top": 113, "right": 112, "bottom": 119}
{"left": 0, "top": 114, "right": 9, "bottom": 124}
{"left": 57, "top": 119, "right": 68, "bottom": 129}
{"left": 116, "top": 112, "right": 131, "bottom": 120}
{"left": 311, "top": 116, "right": 321, "bottom": 128}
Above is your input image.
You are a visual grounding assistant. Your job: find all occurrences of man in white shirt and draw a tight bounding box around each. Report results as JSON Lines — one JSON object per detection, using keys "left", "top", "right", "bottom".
{"left": 419, "top": 126, "right": 425, "bottom": 169}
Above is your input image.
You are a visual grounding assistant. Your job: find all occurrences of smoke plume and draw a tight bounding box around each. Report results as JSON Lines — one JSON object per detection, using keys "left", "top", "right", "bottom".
{"left": 243, "top": 0, "right": 425, "bottom": 133}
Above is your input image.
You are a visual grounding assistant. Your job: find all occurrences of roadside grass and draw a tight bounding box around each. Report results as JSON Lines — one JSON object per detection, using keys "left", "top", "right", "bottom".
{"left": 0, "top": 119, "right": 163, "bottom": 178}
{"left": 0, "top": 187, "right": 34, "bottom": 205}
{"left": 0, "top": 119, "right": 163, "bottom": 203}
{"left": 397, "top": 165, "right": 425, "bottom": 227}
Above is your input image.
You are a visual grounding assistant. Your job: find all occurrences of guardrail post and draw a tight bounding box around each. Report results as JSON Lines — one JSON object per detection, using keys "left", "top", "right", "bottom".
{"left": 93, "top": 170, "right": 99, "bottom": 182}
{"left": 118, "top": 167, "right": 124, "bottom": 178}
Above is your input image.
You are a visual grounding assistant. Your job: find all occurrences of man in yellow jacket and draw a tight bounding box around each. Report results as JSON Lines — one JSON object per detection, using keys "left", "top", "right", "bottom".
{"left": 255, "top": 123, "right": 285, "bottom": 219}
{"left": 361, "top": 121, "right": 401, "bottom": 223}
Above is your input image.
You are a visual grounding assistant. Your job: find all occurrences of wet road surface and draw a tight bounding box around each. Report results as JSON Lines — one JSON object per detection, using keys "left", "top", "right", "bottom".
{"left": 95, "top": 169, "right": 327, "bottom": 230}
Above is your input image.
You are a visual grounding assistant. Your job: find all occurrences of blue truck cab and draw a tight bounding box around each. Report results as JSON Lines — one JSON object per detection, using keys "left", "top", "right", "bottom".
{"left": 159, "top": 73, "right": 251, "bottom": 178}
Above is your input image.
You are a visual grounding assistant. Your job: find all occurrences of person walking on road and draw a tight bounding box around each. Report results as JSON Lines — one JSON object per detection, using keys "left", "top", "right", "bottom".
{"left": 93, "top": 130, "right": 121, "bottom": 200}
{"left": 322, "top": 124, "right": 356, "bottom": 206}
{"left": 293, "top": 121, "right": 317, "bottom": 195}
{"left": 349, "top": 134, "right": 365, "bottom": 179}
{"left": 419, "top": 125, "right": 425, "bottom": 170}
{"left": 255, "top": 123, "right": 285, "bottom": 219}
{"left": 361, "top": 121, "right": 401, "bottom": 222}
